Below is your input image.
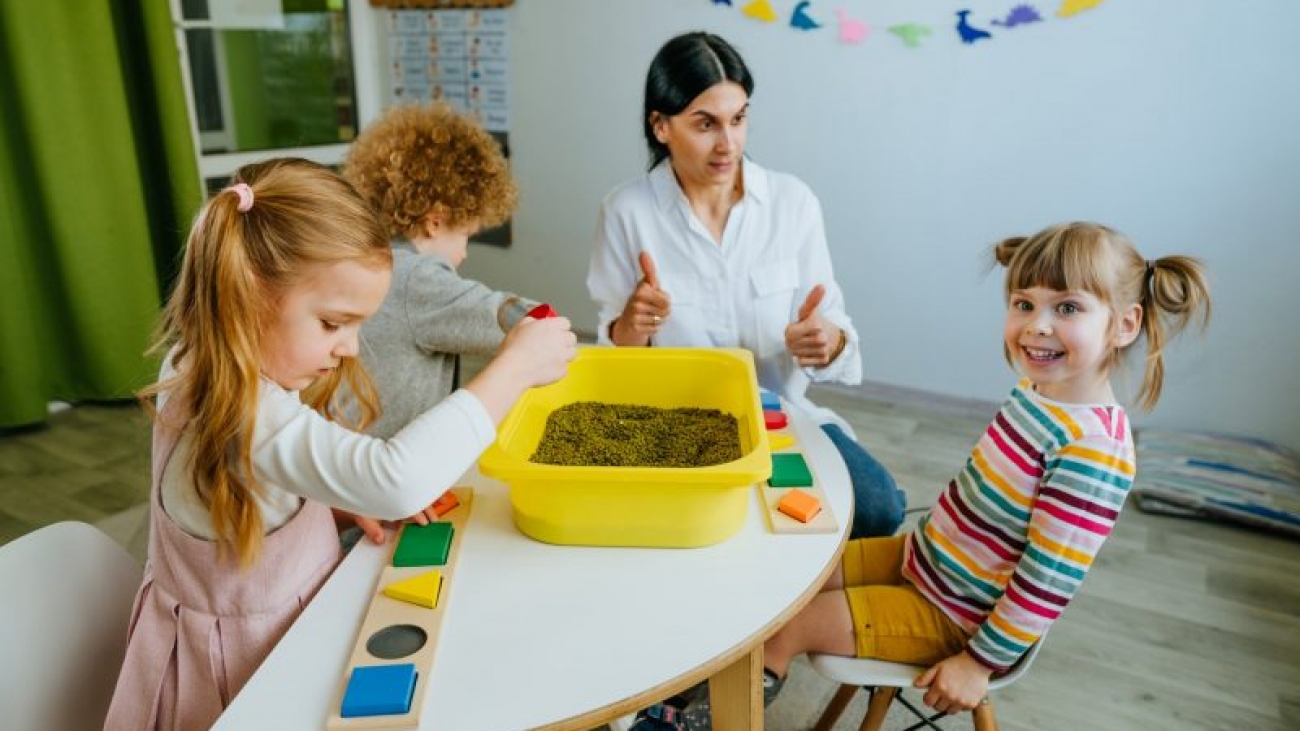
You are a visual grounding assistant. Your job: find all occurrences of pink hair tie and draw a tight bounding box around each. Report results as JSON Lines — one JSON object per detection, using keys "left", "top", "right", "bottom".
{"left": 227, "top": 183, "right": 254, "bottom": 213}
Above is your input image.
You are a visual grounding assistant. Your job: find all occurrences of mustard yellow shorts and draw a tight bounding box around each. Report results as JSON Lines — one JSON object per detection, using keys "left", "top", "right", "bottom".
{"left": 841, "top": 535, "right": 968, "bottom": 665}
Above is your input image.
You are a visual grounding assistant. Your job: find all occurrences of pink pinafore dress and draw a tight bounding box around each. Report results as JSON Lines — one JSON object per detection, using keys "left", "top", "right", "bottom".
{"left": 103, "top": 391, "right": 341, "bottom": 731}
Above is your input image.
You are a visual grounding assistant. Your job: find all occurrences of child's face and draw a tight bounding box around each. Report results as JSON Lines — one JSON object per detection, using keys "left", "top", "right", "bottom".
{"left": 261, "top": 260, "right": 391, "bottom": 391}
{"left": 430, "top": 223, "right": 477, "bottom": 267}
{"left": 652, "top": 81, "right": 749, "bottom": 191}
{"left": 1004, "top": 287, "right": 1139, "bottom": 404}
{"left": 417, "top": 215, "right": 478, "bottom": 268}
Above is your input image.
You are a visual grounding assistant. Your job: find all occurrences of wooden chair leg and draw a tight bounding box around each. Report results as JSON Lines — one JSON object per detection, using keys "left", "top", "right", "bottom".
{"left": 859, "top": 686, "right": 899, "bottom": 731}
{"left": 811, "top": 684, "right": 859, "bottom": 731}
{"left": 972, "top": 698, "right": 999, "bottom": 731}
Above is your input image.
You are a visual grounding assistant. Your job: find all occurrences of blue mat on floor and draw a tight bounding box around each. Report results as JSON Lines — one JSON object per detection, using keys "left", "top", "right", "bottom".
{"left": 1133, "top": 429, "right": 1300, "bottom": 539}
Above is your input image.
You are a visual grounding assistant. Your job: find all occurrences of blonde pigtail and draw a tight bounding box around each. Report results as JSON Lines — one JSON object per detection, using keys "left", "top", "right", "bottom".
{"left": 1134, "top": 256, "right": 1212, "bottom": 410}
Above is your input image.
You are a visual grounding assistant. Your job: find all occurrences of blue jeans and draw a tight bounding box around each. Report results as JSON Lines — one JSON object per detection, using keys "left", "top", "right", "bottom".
{"left": 820, "top": 423, "right": 905, "bottom": 538}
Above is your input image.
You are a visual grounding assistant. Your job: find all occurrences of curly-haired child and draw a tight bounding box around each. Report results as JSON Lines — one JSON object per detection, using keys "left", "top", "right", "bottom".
{"left": 344, "top": 103, "right": 540, "bottom": 438}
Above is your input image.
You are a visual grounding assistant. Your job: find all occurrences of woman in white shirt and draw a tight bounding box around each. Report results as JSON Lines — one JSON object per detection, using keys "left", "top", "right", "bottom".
{"left": 587, "top": 31, "right": 904, "bottom": 541}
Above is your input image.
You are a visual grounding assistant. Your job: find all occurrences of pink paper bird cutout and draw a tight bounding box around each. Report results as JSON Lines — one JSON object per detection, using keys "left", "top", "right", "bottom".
{"left": 835, "top": 8, "right": 870, "bottom": 44}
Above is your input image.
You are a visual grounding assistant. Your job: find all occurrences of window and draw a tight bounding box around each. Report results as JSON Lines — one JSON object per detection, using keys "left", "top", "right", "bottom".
{"left": 173, "top": 0, "right": 365, "bottom": 188}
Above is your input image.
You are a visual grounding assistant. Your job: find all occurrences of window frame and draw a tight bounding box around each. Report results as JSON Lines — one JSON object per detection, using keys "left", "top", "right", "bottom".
{"left": 169, "top": 0, "right": 384, "bottom": 186}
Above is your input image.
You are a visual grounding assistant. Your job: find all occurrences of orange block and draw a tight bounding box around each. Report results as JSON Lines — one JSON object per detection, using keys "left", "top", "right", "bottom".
{"left": 431, "top": 491, "right": 460, "bottom": 517}
{"left": 777, "top": 489, "right": 822, "bottom": 523}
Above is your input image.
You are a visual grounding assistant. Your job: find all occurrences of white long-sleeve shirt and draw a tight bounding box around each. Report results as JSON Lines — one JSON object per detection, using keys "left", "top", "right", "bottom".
{"left": 160, "top": 357, "right": 496, "bottom": 539}
{"left": 587, "top": 158, "right": 861, "bottom": 434}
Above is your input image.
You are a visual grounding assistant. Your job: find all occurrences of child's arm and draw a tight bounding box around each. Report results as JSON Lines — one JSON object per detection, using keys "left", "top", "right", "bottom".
{"left": 965, "top": 432, "right": 1133, "bottom": 670}
{"left": 250, "top": 317, "right": 574, "bottom": 520}
{"left": 913, "top": 651, "right": 992, "bottom": 714}
{"left": 404, "top": 257, "right": 536, "bottom": 355}
{"left": 463, "top": 315, "right": 577, "bottom": 423}
{"left": 915, "top": 432, "right": 1133, "bottom": 710}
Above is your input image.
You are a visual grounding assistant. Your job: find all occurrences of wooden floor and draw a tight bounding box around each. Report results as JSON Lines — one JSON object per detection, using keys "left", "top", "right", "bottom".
{"left": 2, "top": 383, "right": 1298, "bottom": 731}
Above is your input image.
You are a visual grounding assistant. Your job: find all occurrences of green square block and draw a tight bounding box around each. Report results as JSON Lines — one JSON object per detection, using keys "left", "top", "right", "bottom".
{"left": 769, "top": 453, "right": 813, "bottom": 488}
{"left": 393, "top": 522, "right": 454, "bottom": 567}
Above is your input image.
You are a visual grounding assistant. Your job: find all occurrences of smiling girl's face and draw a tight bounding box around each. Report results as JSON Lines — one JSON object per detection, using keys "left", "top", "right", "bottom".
{"left": 1004, "top": 286, "right": 1140, "bottom": 404}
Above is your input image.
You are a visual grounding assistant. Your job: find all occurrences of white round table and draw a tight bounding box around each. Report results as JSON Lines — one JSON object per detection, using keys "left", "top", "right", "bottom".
{"left": 212, "top": 401, "right": 851, "bottom": 731}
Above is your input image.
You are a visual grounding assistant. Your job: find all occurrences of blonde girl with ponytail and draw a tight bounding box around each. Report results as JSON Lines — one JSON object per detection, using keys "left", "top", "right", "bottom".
{"left": 104, "top": 158, "right": 576, "bottom": 731}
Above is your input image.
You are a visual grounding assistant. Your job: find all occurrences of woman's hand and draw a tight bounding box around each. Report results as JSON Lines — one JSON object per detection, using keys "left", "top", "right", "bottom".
{"left": 611, "top": 251, "right": 672, "bottom": 346}
{"left": 913, "top": 650, "right": 993, "bottom": 714}
{"left": 784, "top": 285, "right": 844, "bottom": 367}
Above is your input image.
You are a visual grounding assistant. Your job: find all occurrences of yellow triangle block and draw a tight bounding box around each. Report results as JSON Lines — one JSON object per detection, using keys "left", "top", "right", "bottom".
{"left": 383, "top": 570, "right": 443, "bottom": 609}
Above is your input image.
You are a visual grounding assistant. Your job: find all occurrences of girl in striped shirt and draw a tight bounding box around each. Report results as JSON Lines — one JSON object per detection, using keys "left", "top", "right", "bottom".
{"left": 761, "top": 222, "right": 1212, "bottom": 716}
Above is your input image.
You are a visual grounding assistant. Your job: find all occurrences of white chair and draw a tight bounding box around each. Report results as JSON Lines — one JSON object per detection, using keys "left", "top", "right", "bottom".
{"left": 808, "top": 640, "right": 1043, "bottom": 731}
{"left": 0, "top": 521, "right": 143, "bottom": 731}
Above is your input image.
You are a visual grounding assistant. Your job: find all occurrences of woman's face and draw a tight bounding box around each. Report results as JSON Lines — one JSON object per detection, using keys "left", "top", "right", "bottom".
{"left": 653, "top": 81, "right": 749, "bottom": 190}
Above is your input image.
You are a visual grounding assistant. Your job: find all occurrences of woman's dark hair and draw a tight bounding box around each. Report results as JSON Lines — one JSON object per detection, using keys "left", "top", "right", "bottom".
{"left": 643, "top": 32, "right": 754, "bottom": 169}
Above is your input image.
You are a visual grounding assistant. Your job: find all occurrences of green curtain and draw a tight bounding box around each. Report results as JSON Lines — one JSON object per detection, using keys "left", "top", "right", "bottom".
{"left": 0, "top": 0, "right": 201, "bottom": 429}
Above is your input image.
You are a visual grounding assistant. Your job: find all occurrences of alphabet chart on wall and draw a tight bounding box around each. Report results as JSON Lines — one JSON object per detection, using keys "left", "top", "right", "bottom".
{"left": 386, "top": 8, "right": 509, "bottom": 133}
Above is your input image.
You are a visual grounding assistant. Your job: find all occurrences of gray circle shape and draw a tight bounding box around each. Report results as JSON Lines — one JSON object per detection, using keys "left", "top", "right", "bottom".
{"left": 366, "top": 623, "right": 428, "bottom": 660}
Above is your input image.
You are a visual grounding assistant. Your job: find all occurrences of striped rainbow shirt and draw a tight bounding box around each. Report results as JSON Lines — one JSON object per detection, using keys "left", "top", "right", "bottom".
{"left": 902, "top": 379, "right": 1135, "bottom": 671}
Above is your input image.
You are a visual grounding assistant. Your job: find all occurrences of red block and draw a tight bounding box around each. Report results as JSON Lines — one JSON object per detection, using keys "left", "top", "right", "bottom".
{"left": 763, "top": 409, "right": 788, "bottom": 430}
{"left": 527, "top": 303, "right": 558, "bottom": 319}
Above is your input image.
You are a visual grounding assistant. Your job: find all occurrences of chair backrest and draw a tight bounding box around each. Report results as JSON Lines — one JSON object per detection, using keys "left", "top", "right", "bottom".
{"left": 0, "top": 521, "right": 143, "bottom": 731}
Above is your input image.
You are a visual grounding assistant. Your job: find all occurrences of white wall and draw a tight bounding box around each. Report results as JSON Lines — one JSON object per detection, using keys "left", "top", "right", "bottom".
{"left": 362, "top": 0, "right": 1300, "bottom": 451}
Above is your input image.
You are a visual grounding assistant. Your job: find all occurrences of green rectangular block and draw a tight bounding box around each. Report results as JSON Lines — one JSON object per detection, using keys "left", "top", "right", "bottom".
{"left": 769, "top": 453, "right": 813, "bottom": 488}
{"left": 392, "top": 522, "right": 454, "bottom": 567}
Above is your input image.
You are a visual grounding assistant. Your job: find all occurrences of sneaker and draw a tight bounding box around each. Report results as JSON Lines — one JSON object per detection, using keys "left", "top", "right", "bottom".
{"left": 628, "top": 703, "right": 687, "bottom": 731}
{"left": 681, "top": 703, "right": 712, "bottom": 731}
{"left": 763, "top": 668, "right": 787, "bottom": 705}
{"left": 676, "top": 669, "right": 787, "bottom": 731}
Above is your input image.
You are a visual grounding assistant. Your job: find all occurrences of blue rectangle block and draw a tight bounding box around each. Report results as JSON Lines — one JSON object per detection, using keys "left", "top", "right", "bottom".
{"left": 760, "top": 389, "right": 781, "bottom": 410}
{"left": 341, "top": 663, "right": 418, "bottom": 717}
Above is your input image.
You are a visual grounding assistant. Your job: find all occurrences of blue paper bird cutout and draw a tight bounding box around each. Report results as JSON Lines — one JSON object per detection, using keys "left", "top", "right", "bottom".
{"left": 955, "top": 9, "right": 992, "bottom": 44}
{"left": 791, "top": 1, "right": 820, "bottom": 30}
{"left": 991, "top": 4, "right": 1043, "bottom": 28}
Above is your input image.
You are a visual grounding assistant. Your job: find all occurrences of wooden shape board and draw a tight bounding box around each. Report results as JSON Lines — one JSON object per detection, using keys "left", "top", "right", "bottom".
{"left": 760, "top": 453, "right": 838, "bottom": 535}
{"left": 762, "top": 482, "right": 838, "bottom": 534}
{"left": 327, "top": 487, "right": 473, "bottom": 730}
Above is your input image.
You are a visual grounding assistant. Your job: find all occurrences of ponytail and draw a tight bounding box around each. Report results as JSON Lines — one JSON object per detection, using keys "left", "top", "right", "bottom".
{"left": 139, "top": 158, "right": 390, "bottom": 569}
{"left": 1135, "top": 256, "right": 1211, "bottom": 410}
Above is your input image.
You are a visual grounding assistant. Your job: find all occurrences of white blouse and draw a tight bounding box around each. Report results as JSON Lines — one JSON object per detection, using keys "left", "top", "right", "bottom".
{"left": 588, "top": 158, "right": 863, "bottom": 435}
{"left": 159, "top": 357, "right": 496, "bottom": 539}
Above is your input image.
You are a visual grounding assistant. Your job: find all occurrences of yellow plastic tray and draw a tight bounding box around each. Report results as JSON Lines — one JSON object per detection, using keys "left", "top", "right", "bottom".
{"left": 479, "top": 347, "right": 771, "bottom": 547}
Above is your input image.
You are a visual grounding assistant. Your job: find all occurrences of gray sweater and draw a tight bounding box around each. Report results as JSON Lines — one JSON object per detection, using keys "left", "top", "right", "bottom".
{"left": 360, "top": 242, "right": 535, "bottom": 438}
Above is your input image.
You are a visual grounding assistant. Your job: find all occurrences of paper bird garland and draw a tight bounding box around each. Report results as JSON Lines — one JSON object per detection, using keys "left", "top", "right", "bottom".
{"left": 711, "top": 0, "right": 1109, "bottom": 48}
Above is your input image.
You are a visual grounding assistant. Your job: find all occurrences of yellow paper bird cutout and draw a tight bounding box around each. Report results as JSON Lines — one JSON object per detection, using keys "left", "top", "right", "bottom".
{"left": 1058, "top": 0, "right": 1108, "bottom": 18}
{"left": 742, "top": 0, "right": 778, "bottom": 23}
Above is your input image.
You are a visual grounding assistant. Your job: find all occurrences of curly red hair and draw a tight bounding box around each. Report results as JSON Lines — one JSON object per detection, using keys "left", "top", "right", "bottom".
{"left": 344, "top": 103, "right": 518, "bottom": 238}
